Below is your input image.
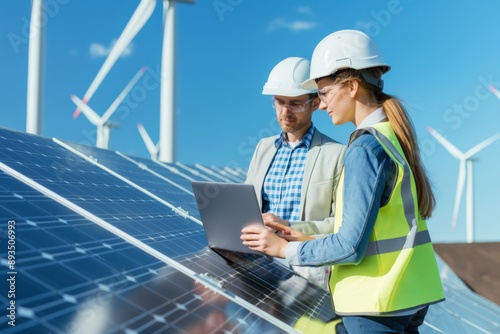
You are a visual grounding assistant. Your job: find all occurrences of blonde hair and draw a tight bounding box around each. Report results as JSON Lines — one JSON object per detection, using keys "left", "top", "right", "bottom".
{"left": 328, "top": 68, "right": 435, "bottom": 218}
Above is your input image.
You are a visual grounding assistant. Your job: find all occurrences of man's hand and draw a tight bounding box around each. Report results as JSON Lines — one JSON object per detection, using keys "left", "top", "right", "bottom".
{"left": 262, "top": 212, "right": 289, "bottom": 227}
{"left": 265, "top": 219, "right": 315, "bottom": 242}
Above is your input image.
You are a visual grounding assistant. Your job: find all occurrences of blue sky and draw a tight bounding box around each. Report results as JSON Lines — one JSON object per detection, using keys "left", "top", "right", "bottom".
{"left": 1, "top": 0, "right": 500, "bottom": 243}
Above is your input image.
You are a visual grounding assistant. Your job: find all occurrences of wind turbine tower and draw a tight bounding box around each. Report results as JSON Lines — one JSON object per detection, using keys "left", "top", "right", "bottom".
{"left": 428, "top": 127, "right": 500, "bottom": 243}
{"left": 158, "top": 0, "right": 196, "bottom": 162}
{"left": 26, "top": 0, "right": 45, "bottom": 135}
{"left": 159, "top": 0, "right": 176, "bottom": 163}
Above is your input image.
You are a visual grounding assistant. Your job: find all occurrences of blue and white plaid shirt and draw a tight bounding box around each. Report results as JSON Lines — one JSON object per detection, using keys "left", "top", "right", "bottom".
{"left": 262, "top": 125, "right": 315, "bottom": 222}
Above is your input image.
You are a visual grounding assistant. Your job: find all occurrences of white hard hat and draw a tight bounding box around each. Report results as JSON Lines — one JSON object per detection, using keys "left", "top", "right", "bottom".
{"left": 262, "top": 57, "right": 317, "bottom": 96}
{"left": 302, "top": 30, "right": 390, "bottom": 90}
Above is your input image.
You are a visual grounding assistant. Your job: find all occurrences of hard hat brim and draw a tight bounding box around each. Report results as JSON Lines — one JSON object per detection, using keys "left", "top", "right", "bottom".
{"left": 300, "top": 64, "right": 391, "bottom": 91}
{"left": 262, "top": 86, "right": 316, "bottom": 97}
{"left": 301, "top": 78, "right": 319, "bottom": 90}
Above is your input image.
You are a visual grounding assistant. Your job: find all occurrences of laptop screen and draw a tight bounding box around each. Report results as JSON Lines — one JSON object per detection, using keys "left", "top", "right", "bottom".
{"left": 192, "top": 181, "right": 265, "bottom": 255}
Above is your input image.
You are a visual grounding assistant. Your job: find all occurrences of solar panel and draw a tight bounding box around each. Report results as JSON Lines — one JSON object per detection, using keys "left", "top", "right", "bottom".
{"left": 0, "top": 170, "right": 297, "bottom": 333}
{"left": 1, "top": 126, "right": 499, "bottom": 334}
{"left": 427, "top": 256, "right": 500, "bottom": 333}
{"left": 0, "top": 127, "right": 338, "bottom": 333}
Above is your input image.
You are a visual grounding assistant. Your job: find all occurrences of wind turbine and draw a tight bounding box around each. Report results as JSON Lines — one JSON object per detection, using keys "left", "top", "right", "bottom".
{"left": 73, "top": 0, "right": 156, "bottom": 118}
{"left": 427, "top": 126, "right": 500, "bottom": 243}
{"left": 73, "top": 0, "right": 196, "bottom": 163}
{"left": 70, "top": 67, "right": 146, "bottom": 149}
{"left": 137, "top": 123, "right": 160, "bottom": 159}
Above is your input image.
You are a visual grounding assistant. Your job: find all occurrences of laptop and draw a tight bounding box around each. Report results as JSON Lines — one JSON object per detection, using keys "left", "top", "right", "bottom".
{"left": 191, "top": 181, "right": 265, "bottom": 256}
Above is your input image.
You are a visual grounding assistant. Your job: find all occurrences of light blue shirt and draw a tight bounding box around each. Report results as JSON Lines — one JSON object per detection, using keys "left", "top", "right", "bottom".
{"left": 285, "top": 108, "right": 392, "bottom": 265}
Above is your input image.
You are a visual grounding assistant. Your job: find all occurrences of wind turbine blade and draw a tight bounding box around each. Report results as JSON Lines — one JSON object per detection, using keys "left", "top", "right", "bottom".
{"left": 489, "top": 85, "right": 500, "bottom": 100}
{"left": 451, "top": 160, "right": 467, "bottom": 231}
{"left": 101, "top": 66, "right": 147, "bottom": 124}
{"left": 70, "top": 94, "right": 102, "bottom": 126}
{"left": 464, "top": 132, "right": 500, "bottom": 159}
{"left": 427, "top": 126, "right": 465, "bottom": 160}
{"left": 72, "top": 98, "right": 88, "bottom": 119}
{"left": 73, "top": 0, "right": 156, "bottom": 118}
{"left": 137, "top": 123, "right": 157, "bottom": 156}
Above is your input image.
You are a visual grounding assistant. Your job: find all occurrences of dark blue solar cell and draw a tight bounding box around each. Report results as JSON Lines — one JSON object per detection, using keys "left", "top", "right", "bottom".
{"left": 29, "top": 263, "right": 90, "bottom": 290}
{"left": 17, "top": 228, "right": 66, "bottom": 249}
{"left": 10, "top": 272, "right": 47, "bottom": 301}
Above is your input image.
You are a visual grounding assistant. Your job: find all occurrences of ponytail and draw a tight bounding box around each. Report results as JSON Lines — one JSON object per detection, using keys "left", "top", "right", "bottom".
{"left": 379, "top": 93, "right": 435, "bottom": 219}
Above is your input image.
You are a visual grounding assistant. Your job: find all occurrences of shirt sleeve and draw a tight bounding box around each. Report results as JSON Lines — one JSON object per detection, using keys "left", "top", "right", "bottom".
{"left": 286, "top": 134, "right": 394, "bottom": 266}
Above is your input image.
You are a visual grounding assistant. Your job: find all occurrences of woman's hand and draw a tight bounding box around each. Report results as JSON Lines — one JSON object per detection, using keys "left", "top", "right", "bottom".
{"left": 241, "top": 221, "right": 314, "bottom": 258}
{"left": 241, "top": 225, "right": 288, "bottom": 258}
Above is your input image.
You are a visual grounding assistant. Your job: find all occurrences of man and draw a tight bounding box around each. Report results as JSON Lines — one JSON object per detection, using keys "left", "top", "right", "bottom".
{"left": 245, "top": 57, "right": 346, "bottom": 289}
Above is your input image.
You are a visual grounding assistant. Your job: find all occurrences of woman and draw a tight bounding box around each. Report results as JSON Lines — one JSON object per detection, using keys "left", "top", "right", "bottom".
{"left": 241, "top": 30, "right": 445, "bottom": 333}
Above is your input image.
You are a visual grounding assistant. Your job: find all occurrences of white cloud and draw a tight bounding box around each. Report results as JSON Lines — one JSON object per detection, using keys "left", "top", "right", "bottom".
{"left": 89, "top": 39, "right": 133, "bottom": 58}
{"left": 267, "top": 18, "right": 317, "bottom": 32}
{"left": 89, "top": 43, "right": 108, "bottom": 57}
{"left": 295, "top": 6, "right": 313, "bottom": 16}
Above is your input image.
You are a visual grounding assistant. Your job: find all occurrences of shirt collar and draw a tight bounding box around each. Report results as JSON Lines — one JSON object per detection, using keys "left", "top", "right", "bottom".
{"left": 357, "top": 107, "right": 387, "bottom": 129}
{"left": 274, "top": 124, "right": 315, "bottom": 149}
{"left": 348, "top": 108, "right": 388, "bottom": 145}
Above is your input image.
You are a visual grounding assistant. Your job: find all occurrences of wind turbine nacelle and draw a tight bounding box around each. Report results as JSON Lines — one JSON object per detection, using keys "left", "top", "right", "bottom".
{"left": 105, "top": 121, "right": 120, "bottom": 129}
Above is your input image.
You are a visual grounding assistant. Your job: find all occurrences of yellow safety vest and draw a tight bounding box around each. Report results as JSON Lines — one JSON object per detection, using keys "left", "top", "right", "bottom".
{"left": 294, "top": 316, "right": 344, "bottom": 333}
{"left": 329, "top": 122, "right": 445, "bottom": 315}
